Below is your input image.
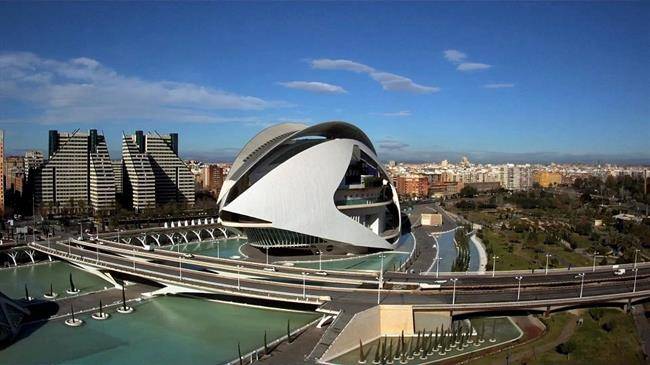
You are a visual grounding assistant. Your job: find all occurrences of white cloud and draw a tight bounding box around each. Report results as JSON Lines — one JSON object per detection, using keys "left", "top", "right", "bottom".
{"left": 457, "top": 62, "right": 492, "bottom": 71}
{"left": 310, "top": 59, "right": 375, "bottom": 73}
{"left": 0, "top": 52, "right": 285, "bottom": 124}
{"left": 443, "top": 50, "right": 492, "bottom": 72}
{"left": 278, "top": 81, "right": 347, "bottom": 94}
{"left": 443, "top": 49, "right": 467, "bottom": 63}
{"left": 310, "top": 58, "right": 439, "bottom": 94}
{"left": 370, "top": 72, "right": 440, "bottom": 93}
{"left": 377, "top": 138, "right": 410, "bottom": 151}
{"left": 372, "top": 110, "right": 412, "bottom": 117}
{"left": 483, "top": 83, "right": 515, "bottom": 89}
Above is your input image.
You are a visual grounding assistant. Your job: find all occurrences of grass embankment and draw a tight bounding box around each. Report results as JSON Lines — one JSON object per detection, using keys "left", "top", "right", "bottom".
{"left": 480, "top": 228, "right": 591, "bottom": 271}
{"left": 471, "top": 309, "right": 644, "bottom": 365}
{"left": 533, "top": 309, "right": 644, "bottom": 365}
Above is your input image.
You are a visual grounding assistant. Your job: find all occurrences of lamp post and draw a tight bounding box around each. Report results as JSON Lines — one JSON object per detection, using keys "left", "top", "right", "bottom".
{"left": 451, "top": 278, "right": 458, "bottom": 306}
{"left": 545, "top": 254, "right": 552, "bottom": 275}
{"left": 79, "top": 223, "right": 83, "bottom": 240}
{"left": 435, "top": 257, "right": 443, "bottom": 278}
{"left": 266, "top": 247, "right": 269, "bottom": 265}
{"left": 633, "top": 268, "right": 639, "bottom": 293}
{"left": 377, "top": 254, "right": 384, "bottom": 305}
{"left": 576, "top": 273, "right": 585, "bottom": 298}
{"left": 302, "top": 272, "right": 307, "bottom": 299}
{"left": 634, "top": 249, "right": 640, "bottom": 269}
{"left": 515, "top": 276, "right": 523, "bottom": 301}
{"left": 318, "top": 250, "right": 322, "bottom": 271}
{"left": 179, "top": 256, "right": 183, "bottom": 280}
{"left": 117, "top": 229, "right": 121, "bottom": 244}
{"left": 237, "top": 265, "right": 241, "bottom": 290}
{"left": 592, "top": 251, "right": 600, "bottom": 272}
{"left": 492, "top": 255, "right": 499, "bottom": 277}
{"left": 217, "top": 240, "right": 220, "bottom": 258}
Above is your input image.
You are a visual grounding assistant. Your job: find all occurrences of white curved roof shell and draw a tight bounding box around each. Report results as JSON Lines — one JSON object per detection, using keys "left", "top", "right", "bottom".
{"left": 219, "top": 121, "right": 400, "bottom": 250}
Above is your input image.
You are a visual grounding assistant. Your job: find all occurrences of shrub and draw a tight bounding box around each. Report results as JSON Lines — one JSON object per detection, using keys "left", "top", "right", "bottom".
{"left": 556, "top": 341, "right": 577, "bottom": 356}
{"left": 589, "top": 308, "right": 605, "bottom": 321}
{"left": 602, "top": 320, "right": 615, "bottom": 332}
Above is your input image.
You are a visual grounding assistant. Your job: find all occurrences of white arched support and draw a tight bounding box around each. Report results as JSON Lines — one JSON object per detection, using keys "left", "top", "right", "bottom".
{"left": 25, "top": 250, "right": 36, "bottom": 264}
{"left": 206, "top": 228, "right": 215, "bottom": 240}
{"left": 73, "top": 262, "right": 123, "bottom": 289}
{"left": 179, "top": 232, "right": 189, "bottom": 244}
{"left": 136, "top": 236, "right": 147, "bottom": 247}
{"left": 191, "top": 230, "right": 202, "bottom": 242}
{"left": 143, "top": 283, "right": 212, "bottom": 297}
{"left": 218, "top": 228, "right": 228, "bottom": 239}
{"left": 151, "top": 234, "right": 161, "bottom": 246}
{"left": 8, "top": 252, "right": 18, "bottom": 266}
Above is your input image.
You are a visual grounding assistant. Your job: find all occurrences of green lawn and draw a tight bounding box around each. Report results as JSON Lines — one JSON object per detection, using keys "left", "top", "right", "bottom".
{"left": 482, "top": 229, "right": 591, "bottom": 271}
{"left": 469, "top": 313, "right": 574, "bottom": 365}
{"left": 532, "top": 309, "right": 644, "bottom": 365}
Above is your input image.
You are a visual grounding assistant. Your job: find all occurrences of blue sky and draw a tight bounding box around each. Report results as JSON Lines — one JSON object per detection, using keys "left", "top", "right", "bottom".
{"left": 0, "top": 2, "right": 648, "bottom": 163}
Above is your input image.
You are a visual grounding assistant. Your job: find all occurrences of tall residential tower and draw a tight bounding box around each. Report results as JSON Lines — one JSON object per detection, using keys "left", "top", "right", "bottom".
{"left": 35, "top": 129, "right": 115, "bottom": 213}
{"left": 121, "top": 131, "right": 195, "bottom": 211}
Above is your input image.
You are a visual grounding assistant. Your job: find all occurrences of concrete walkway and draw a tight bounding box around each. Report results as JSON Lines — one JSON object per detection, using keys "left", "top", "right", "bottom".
{"left": 470, "top": 234, "right": 488, "bottom": 274}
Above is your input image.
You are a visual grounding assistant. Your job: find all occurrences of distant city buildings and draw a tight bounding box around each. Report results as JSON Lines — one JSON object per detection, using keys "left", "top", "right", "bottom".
{"left": 35, "top": 129, "right": 115, "bottom": 213}
{"left": 0, "top": 130, "right": 4, "bottom": 217}
{"left": 202, "top": 164, "right": 225, "bottom": 199}
{"left": 4, "top": 156, "right": 25, "bottom": 195}
{"left": 121, "top": 131, "right": 195, "bottom": 211}
{"left": 23, "top": 150, "right": 43, "bottom": 182}
{"left": 533, "top": 171, "right": 562, "bottom": 188}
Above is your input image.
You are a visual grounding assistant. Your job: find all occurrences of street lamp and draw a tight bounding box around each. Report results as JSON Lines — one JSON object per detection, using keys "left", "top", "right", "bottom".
{"left": 592, "top": 251, "right": 600, "bottom": 272}
{"left": 318, "top": 250, "right": 322, "bottom": 271}
{"left": 545, "top": 254, "right": 552, "bottom": 275}
{"left": 179, "top": 256, "right": 183, "bottom": 280}
{"left": 302, "top": 272, "right": 307, "bottom": 299}
{"left": 79, "top": 222, "right": 83, "bottom": 240}
{"left": 451, "top": 278, "right": 459, "bottom": 306}
{"left": 237, "top": 265, "right": 241, "bottom": 290}
{"left": 377, "top": 254, "right": 384, "bottom": 305}
{"left": 576, "top": 273, "right": 585, "bottom": 298}
{"left": 266, "top": 246, "right": 269, "bottom": 265}
{"left": 492, "top": 255, "right": 500, "bottom": 277}
{"left": 634, "top": 249, "right": 640, "bottom": 269}
{"left": 633, "top": 268, "right": 639, "bottom": 293}
{"left": 515, "top": 276, "right": 523, "bottom": 301}
{"left": 435, "top": 257, "right": 443, "bottom": 278}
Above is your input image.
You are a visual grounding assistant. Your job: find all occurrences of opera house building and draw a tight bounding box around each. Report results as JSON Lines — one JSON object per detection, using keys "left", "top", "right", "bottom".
{"left": 217, "top": 121, "right": 401, "bottom": 254}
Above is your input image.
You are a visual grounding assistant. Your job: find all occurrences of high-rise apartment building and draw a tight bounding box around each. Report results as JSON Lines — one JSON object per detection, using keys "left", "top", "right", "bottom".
{"left": 0, "top": 130, "right": 4, "bottom": 217}
{"left": 24, "top": 150, "right": 44, "bottom": 182}
{"left": 202, "top": 164, "right": 224, "bottom": 198}
{"left": 112, "top": 160, "right": 123, "bottom": 194}
{"left": 35, "top": 129, "right": 115, "bottom": 213}
{"left": 4, "top": 156, "right": 25, "bottom": 195}
{"left": 396, "top": 174, "right": 430, "bottom": 198}
{"left": 533, "top": 171, "right": 562, "bottom": 188}
{"left": 499, "top": 164, "right": 532, "bottom": 190}
{"left": 122, "top": 131, "right": 194, "bottom": 211}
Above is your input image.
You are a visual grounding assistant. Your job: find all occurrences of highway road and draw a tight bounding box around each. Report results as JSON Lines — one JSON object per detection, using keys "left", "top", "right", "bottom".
{"left": 29, "top": 238, "right": 650, "bottom": 312}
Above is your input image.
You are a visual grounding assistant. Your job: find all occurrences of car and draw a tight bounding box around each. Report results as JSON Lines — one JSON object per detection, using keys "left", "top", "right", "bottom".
{"left": 614, "top": 268, "right": 626, "bottom": 276}
{"left": 314, "top": 271, "right": 328, "bottom": 276}
{"left": 143, "top": 244, "right": 154, "bottom": 252}
{"left": 263, "top": 266, "right": 277, "bottom": 272}
{"left": 182, "top": 253, "right": 194, "bottom": 259}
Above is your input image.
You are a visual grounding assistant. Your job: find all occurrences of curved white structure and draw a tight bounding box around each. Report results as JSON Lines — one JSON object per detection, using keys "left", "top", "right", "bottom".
{"left": 218, "top": 121, "right": 401, "bottom": 253}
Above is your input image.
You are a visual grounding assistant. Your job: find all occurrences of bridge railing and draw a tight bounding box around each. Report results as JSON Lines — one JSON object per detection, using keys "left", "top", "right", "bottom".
{"left": 29, "top": 242, "right": 328, "bottom": 305}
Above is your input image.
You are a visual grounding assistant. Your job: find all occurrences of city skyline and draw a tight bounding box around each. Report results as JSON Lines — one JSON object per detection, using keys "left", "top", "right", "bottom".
{"left": 1, "top": 2, "right": 648, "bottom": 164}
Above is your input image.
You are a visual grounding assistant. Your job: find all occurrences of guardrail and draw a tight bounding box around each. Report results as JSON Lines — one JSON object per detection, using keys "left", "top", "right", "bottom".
{"left": 30, "top": 242, "right": 328, "bottom": 306}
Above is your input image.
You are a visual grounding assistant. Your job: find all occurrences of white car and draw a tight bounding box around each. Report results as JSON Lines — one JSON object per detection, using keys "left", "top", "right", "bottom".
{"left": 182, "top": 253, "right": 194, "bottom": 259}
{"left": 614, "top": 268, "right": 626, "bottom": 276}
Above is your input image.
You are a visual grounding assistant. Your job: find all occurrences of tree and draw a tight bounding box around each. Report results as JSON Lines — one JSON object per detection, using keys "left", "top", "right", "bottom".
{"left": 460, "top": 185, "right": 478, "bottom": 198}
{"left": 556, "top": 341, "right": 577, "bottom": 358}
